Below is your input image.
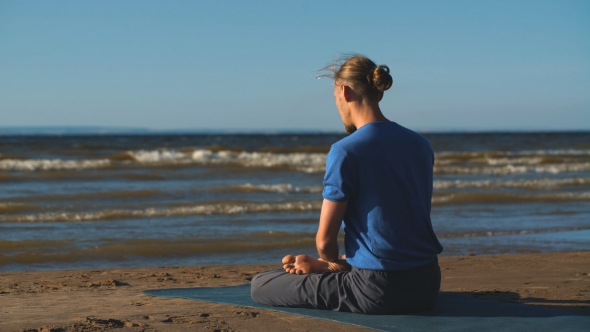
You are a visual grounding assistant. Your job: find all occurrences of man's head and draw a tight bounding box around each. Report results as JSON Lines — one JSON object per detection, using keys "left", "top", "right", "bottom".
{"left": 334, "top": 55, "right": 392, "bottom": 99}
{"left": 324, "top": 55, "right": 393, "bottom": 133}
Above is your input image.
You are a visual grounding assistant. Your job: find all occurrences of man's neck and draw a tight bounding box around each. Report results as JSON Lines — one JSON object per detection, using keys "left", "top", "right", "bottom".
{"left": 351, "top": 104, "right": 389, "bottom": 130}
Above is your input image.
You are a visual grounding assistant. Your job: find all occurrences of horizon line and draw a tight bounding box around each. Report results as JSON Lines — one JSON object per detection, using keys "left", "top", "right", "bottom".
{"left": 0, "top": 125, "right": 588, "bottom": 136}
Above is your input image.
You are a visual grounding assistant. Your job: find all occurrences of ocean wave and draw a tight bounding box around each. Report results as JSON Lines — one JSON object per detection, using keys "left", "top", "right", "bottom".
{"left": 130, "top": 149, "right": 327, "bottom": 172}
{"left": 4, "top": 184, "right": 319, "bottom": 205}
{"left": 436, "top": 149, "right": 590, "bottom": 159}
{"left": 190, "top": 149, "right": 326, "bottom": 172}
{"left": 3, "top": 189, "right": 163, "bottom": 204}
{"left": 205, "top": 144, "right": 331, "bottom": 154}
{"left": 3, "top": 190, "right": 587, "bottom": 223}
{"left": 2, "top": 147, "right": 589, "bottom": 174}
{"left": 0, "top": 203, "right": 39, "bottom": 214}
{"left": 435, "top": 149, "right": 590, "bottom": 167}
{"left": 0, "top": 149, "right": 327, "bottom": 173}
{"left": 0, "top": 201, "right": 322, "bottom": 223}
{"left": 437, "top": 226, "right": 590, "bottom": 238}
{"left": 124, "top": 148, "right": 590, "bottom": 174}
{"left": 434, "top": 163, "right": 590, "bottom": 175}
{"left": 127, "top": 149, "right": 188, "bottom": 163}
{"left": 432, "top": 192, "right": 590, "bottom": 205}
{"left": 433, "top": 177, "right": 590, "bottom": 190}
{"left": 226, "top": 183, "right": 323, "bottom": 194}
{"left": 0, "top": 158, "right": 111, "bottom": 171}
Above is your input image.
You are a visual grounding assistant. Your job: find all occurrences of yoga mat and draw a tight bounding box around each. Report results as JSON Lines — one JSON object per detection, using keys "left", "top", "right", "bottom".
{"left": 144, "top": 284, "right": 589, "bottom": 331}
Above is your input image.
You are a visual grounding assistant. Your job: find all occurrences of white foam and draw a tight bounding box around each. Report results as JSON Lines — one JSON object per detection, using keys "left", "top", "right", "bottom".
{"left": 515, "top": 149, "right": 590, "bottom": 156}
{"left": 435, "top": 163, "right": 590, "bottom": 175}
{"left": 476, "top": 157, "right": 545, "bottom": 166}
{"left": 0, "top": 159, "right": 111, "bottom": 171}
{"left": 0, "top": 201, "right": 323, "bottom": 222}
{"left": 431, "top": 195, "right": 455, "bottom": 204}
{"left": 435, "top": 149, "right": 590, "bottom": 169}
{"left": 234, "top": 183, "right": 323, "bottom": 194}
{"left": 434, "top": 177, "right": 590, "bottom": 189}
{"left": 0, "top": 148, "right": 318, "bottom": 174}
{"left": 122, "top": 147, "right": 590, "bottom": 174}
{"left": 120, "top": 149, "right": 328, "bottom": 172}
{"left": 436, "top": 149, "right": 590, "bottom": 158}
{"left": 4, "top": 148, "right": 588, "bottom": 174}
{"left": 129, "top": 149, "right": 187, "bottom": 163}
{"left": 191, "top": 149, "right": 327, "bottom": 172}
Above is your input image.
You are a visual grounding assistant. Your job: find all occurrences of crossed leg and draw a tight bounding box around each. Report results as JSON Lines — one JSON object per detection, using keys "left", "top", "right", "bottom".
{"left": 252, "top": 255, "right": 441, "bottom": 314}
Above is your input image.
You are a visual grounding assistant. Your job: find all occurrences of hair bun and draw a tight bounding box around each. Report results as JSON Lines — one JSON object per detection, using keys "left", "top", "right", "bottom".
{"left": 372, "top": 65, "right": 393, "bottom": 91}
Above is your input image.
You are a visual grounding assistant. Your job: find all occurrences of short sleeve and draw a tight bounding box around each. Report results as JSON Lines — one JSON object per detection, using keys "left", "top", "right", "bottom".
{"left": 322, "top": 145, "right": 354, "bottom": 202}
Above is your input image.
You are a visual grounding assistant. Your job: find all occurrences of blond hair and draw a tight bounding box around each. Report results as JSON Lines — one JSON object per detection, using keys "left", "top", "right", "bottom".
{"left": 319, "top": 54, "right": 393, "bottom": 100}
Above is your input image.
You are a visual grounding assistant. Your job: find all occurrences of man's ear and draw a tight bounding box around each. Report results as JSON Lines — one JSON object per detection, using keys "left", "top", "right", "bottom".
{"left": 342, "top": 85, "right": 353, "bottom": 102}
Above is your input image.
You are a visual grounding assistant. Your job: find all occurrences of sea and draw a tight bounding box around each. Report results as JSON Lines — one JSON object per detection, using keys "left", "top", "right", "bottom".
{"left": 1, "top": 132, "right": 589, "bottom": 272}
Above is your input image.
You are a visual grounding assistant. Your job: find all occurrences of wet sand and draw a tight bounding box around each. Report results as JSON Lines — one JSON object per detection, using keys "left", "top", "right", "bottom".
{"left": 1, "top": 251, "right": 589, "bottom": 332}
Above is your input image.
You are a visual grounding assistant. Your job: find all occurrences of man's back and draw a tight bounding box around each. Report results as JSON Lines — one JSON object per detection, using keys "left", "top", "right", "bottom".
{"left": 323, "top": 121, "right": 443, "bottom": 270}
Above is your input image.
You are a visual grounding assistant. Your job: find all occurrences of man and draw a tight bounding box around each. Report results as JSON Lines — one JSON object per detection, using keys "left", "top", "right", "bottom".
{"left": 251, "top": 55, "right": 443, "bottom": 314}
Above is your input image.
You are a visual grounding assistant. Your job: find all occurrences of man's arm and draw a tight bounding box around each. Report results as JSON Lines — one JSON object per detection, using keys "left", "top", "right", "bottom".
{"left": 281, "top": 199, "right": 350, "bottom": 274}
{"left": 316, "top": 199, "right": 348, "bottom": 262}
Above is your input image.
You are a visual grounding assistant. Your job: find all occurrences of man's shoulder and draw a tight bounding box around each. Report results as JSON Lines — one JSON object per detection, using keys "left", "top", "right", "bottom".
{"left": 332, "top": 122, "right": 432, "bottom": 156}
{"left": 330, "top": 133, "right": 363, "bottom": 158}
{"left": 331, "top": 134, "right": 355, "bottom": 150}
{"left": 334, "top": 121, "right": 424, "bottom": 145}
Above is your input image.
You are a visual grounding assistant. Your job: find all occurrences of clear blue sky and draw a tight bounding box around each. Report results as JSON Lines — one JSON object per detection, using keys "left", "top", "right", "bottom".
{"left": 1, "top": 0, "right": 589, "bottom": 131}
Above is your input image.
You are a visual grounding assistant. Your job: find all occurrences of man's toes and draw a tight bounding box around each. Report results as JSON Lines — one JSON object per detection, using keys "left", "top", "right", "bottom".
{"left": 282, "top": 255, "right": 295, "bottom": 264}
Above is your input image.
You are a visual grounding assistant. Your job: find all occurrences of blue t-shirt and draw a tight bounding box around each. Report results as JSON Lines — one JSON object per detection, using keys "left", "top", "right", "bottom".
{"left": 322, "top": 121, "right": 443, "bottom": 271}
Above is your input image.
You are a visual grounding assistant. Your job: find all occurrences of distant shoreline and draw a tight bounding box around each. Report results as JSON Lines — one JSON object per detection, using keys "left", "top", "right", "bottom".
{"left": 0, "top": 126, "right": 589, "bottom": 136}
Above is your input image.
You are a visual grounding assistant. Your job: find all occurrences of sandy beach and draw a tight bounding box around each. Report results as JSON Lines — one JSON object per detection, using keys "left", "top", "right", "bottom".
{"left": 0, "top": 251, "right": 588, "bottom": 331}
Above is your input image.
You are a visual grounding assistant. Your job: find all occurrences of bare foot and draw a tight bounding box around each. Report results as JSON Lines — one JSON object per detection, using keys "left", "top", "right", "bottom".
{"left": 282, "top": 255, "right": 351, "bottom": 275}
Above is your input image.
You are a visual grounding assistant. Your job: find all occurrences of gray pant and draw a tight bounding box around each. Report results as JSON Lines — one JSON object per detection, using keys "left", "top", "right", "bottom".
{"left": 251, "top": 258, "right": 440, "bottom": 315}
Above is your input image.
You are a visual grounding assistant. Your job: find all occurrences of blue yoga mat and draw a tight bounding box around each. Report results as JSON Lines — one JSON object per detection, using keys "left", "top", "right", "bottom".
{"left": 144, "top": 284, "right": 589, "bottom": 331}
